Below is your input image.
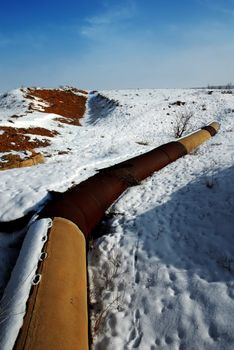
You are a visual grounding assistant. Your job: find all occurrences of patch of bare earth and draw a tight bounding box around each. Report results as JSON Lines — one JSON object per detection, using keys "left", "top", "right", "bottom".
{"left": 0, "top": 87, "right": 88, "bottom": 169}
{"left": 0, "top": 152, "right": 44, "bottom": 170}
{"left": 0, "top": 126, "right": 58, "bottom": 170}
{"left": 0, "top": 126, "right": 57, "bottom": 152}
{"left": 25, "top": 88, "right": 87, "bottom": 126}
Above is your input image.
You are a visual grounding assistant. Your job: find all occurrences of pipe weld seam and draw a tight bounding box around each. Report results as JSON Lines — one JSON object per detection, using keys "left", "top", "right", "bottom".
{"left": 201, "top": 125, "right": 217, "bottom": 137}
{"left": 157, "top": 147, "right": 177, "bottom": 163}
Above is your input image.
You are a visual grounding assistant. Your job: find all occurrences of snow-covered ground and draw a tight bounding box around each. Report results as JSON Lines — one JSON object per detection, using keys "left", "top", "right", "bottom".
{"left": 0, "top": 88, "right": 234, "bottom": 349}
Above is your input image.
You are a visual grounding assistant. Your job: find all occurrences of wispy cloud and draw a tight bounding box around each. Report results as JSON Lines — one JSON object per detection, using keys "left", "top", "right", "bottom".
{"left": 80, "top": 0, "right": 137, "bottom": 39}
{"left": 197, "top": 0, "right": 234, "bottom": 16}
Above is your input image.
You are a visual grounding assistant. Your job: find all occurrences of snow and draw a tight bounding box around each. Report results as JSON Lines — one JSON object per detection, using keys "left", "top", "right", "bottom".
{"left": 0, "top": 87, "right": 234, "bottom": 349}
{"left": 0, "top": 218, "right": 52, "bottom": 350}
{"left": 1, "top": 88, "right": 233, "bottom": 222}
{"left": 0, "top": 89, "right": 28, "bottom": 121}
{"left": 89, "top": 162, "right": 234, "bottom": 349}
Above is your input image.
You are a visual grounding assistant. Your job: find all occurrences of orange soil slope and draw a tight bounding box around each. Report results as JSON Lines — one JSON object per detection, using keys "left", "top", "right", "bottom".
{"left": 0, "top": 87, "right": 88, "bottom": 170}
{"left": 26, "top": 88, "right": 87, "bottom": 125}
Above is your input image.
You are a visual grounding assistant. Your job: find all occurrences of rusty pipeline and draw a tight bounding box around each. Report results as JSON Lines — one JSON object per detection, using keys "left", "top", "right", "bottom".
{"left": 12, "top": 121, "right": 219, "bottom": 350}
{"left": 39, "top": 122, "right": 220, "bottom": 238}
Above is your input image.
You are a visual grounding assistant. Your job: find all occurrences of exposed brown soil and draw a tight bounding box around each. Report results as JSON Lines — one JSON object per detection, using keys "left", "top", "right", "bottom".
{"left": 0, "top": 152, "right": 44, "bottom": 170}
{"left": 221, "top": 90, "right": 233, "bottom": 94}
{"left": 2, "top": 126, "right": 58, "bottom": 138}
{"left": 170, "top": 101, "right": 186, "bottom": 106}
{"left": 0, "top": 87, "right": 88, "bottom": 170}
{"left": 0, "top": 126, "right": 55, "bottom": 169}
{"left": 25, "top": 88, "right": 87, "bottom": 125}
{"left": 57, "top": 150, "right": 69, "bottom": 155}
{"left": 0, "top": 126, "right": 57, "bottom": 153}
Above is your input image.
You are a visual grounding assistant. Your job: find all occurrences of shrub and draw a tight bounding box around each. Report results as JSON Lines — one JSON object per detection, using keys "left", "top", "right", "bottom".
{"left": 173, "top": 110, "right": 193, "bottom": 138}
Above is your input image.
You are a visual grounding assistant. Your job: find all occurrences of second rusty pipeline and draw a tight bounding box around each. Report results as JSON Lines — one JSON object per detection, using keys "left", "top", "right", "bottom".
{"left": 39, "top": 122, "right": 220, "bottom": 238}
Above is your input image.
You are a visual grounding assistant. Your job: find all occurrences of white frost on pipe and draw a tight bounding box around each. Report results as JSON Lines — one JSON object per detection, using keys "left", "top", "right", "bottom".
{"left": 0, "top": 218, "right": 52, "bottom": 350}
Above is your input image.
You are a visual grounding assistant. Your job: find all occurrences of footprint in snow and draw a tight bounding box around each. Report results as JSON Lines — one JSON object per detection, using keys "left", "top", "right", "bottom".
{"left": 127, "top": 309, "right": 143, "bottom": 348}
{"left": 169, "top": 272, "right": 177, "bottom": 282}
{"left": 119, "top": 236, "right": 124, "bottom": 248}
{"left": 135, "top": 271, "right": 140, "bottom": 284}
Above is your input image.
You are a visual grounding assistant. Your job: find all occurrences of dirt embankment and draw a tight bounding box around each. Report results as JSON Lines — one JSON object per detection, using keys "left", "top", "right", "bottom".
{"left": 0, "top": 126, "right": 58, "bottom": 170}
{"left": 0, "top": 87, "right": 88, "bottom": 170}
{"left": 26, "top": 88, "right": 88, "bottom": 126}
{"left": 0, "top": 126, "right": 58, "bottom": 153}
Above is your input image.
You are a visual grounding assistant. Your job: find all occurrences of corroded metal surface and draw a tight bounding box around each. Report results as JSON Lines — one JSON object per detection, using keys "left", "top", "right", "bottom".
{"left": 201, "top": 125, "right": 217, "bottom": 136}
{"left": 40, "top": 122, "right": 220, "bottom": 238}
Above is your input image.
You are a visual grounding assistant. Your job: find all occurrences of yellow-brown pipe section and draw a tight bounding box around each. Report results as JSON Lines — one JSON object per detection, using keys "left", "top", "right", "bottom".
{"left": 179, "top": 122, "right": 220, "bottom": 153}
{"left": 15, "top": 217, "right": 89, "bottom": 350}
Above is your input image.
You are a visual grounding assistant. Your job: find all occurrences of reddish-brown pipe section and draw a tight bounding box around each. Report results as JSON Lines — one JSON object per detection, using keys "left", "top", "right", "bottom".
{"left": 39, "top": 123, "right": 219, "bottom": 238}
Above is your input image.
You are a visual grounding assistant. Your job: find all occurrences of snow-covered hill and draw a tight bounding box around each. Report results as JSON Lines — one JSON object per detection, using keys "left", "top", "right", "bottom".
{"left": 0, "top": 87, "right": 234, "bottom": 349}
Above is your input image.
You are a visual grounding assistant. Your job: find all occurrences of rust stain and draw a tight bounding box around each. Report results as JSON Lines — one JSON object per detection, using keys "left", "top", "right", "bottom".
{"left": 40, "top": 123, "right": 220, "bottom": 239}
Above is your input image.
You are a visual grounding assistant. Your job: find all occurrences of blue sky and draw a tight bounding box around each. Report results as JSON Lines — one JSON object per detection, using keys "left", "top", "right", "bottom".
{"left": 0, "top": 0, "right": 234, "bottom": 90}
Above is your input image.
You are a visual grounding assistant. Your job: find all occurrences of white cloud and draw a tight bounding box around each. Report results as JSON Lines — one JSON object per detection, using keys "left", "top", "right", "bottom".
{"left": 1, "top": 0, "right": 234, "bottom": 90}
{"left": 80, "top": 0, "right": 136, "bottom": 39}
